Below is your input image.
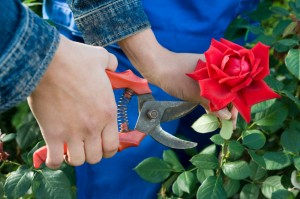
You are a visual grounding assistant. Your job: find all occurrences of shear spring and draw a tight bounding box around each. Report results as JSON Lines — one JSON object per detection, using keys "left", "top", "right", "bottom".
{"left": 117, "top": 88, "right": 135, "bottom": 132}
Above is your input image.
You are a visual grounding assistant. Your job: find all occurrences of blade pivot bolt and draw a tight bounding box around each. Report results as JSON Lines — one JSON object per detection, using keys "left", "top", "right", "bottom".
{"left": 147, "top": 110, "right": 159, "bottom": 119}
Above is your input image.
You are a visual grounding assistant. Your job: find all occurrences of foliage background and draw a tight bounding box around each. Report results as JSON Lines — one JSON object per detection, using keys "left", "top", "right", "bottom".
{"left": 1, "top": 0, "right": 300, "bottom": 198}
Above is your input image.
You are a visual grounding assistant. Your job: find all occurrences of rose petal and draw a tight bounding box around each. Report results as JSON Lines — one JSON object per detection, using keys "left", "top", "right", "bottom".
{"left": 249, "top": 58, "right": 261, "bottom": 77}
{"left": 195, "top": 59, "right": 207, "bottom": 70}
{"left": 232, "top": 93, "right": 251, "bottom": 123}
{"left": 251, "top": 42, "right": 270, "bottom": 80}
{"left": 211, "top": 39, "right": 231, "bottom": 52}
{"left": 219, "top": 72, "right": 249, "bottom": 87}
{"left": 241, "top": 81, "right": 281, "bottom": 107}
{"left": 209, "top": 64, "right": 230, "bottom": 79}
{"left": 205, "top": 45, "right": 225, "bottom": 69}
{"left": 220, "top": 38, "right": 244, "bottom": 51}
{"left": 187, "top": 67, "right": 209, "bottom": 80}
{"left": 199, "top": 78, "right": 236, "bottom": 110}
{"left": 231, "top": 77, "right": 253, "bottom": 93}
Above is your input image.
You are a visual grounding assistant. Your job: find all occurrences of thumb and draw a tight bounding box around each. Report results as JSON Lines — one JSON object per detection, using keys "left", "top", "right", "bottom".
{"left": 106, "top": 53, "right": 118, "bottom": 72}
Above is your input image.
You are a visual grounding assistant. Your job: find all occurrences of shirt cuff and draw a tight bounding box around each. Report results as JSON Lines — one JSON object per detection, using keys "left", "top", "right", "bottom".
{"left": 72, "top": 0, "right": 150, "bottom": 46}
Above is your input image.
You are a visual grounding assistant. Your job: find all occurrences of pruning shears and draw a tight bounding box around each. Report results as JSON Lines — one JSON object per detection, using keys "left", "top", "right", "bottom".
{"left": 33, "top": 70, "right": 198, "bottom": 168}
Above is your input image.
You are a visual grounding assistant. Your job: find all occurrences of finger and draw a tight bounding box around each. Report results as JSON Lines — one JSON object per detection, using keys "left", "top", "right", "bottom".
{"left": 84, "top": 135, "right": 103, "bottom": 164}
{"left": 66, "top": 139, "right": 85, "bottom": 166}
{"left": 231, "top": 106, "right": 238, "bottom": 130}
{"left": 101, "top": 119, "right": 119, "bottom": 158}
{"left": 106, "top": 53, "right": 118, "bottom": 71}
{"left": 213, "top": 107, "right": 232, "bottom": 120}
{"left": 45, "top": 140, "right": 64, "bottom": 169}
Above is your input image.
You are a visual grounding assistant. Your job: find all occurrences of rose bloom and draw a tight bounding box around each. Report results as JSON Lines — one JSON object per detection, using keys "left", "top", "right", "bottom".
{"left": 188, "top": 38, "right": 281, "bottom": 123}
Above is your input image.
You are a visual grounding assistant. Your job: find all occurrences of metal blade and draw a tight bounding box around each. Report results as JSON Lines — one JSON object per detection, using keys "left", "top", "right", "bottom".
{"left": 160, "top": 102, "right": 198, "bottom": 123}
{"left": 148, "top": 126, "right": 197, "bottom": 149}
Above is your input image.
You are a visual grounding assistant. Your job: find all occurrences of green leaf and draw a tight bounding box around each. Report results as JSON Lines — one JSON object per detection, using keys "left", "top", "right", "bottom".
{"left": 177, "top": 171, "right": 197, "bottom": 194}
{"left": 32, "top": 168, "right": 72, "bottom": 199}
{"left": 219, "top": 119, "right": 233, "bottom": 140}
{"left": 264, "top": 75, "right": 284, "bottom": 91}
{"left": 263, "top": 152, "right": 291, "bottom": 170}
{"left": 223, "top": 178, "right": 240, "bottom": 198}
{"left": 280, "top": 128, "right": 300, "bottom": 154}
{"left": 270, "top": 6, "right": 290, "bottom": 16}
{"left": 191, "top": 114, "right": 220, "bottom": 133}
{"left": 27, "top": 141, "right": 45, "bottom": 166}
{"left": 271, "top": 190, "right": 294, "bottom": 199}
{"left": 272, "top": 20, "right": 292, "bottom": 37}
{"left": 274, "top": 39, "right": 299, "bottom": 53}
{"left": 291, "top": 170, "right": 300, "bottom": 189}
{"left": 210, "top": 134, "right": 225, "bottom": 145}
{"left": 172, "top": 181, "right": 184, "bottom": 197}
{"left": 248, "top": 150, "right": 266, "bottom": 168}
{"left": 1, "top": 133, "right": 16, "bottom": 142}
{"left": 293, "top": 156, "right": 300, "bottom": 171}
{"left": 196, "top": 176, "right": 226, "bottom": 199}
{"left": 285, "top": 49, "right": 300, "bottom": 80}
{"left": 251, "top": 99, "right": 276, "bottom": 114}
{"left": 281, "top": 90, "right": 300, "bottom": 110}
{"left": 196, "top": 169, "right": 214, "bottom": 183}
{"left": 16, "top": 122, "right": 41, "bottom": 149}
{"left": 262, "top": 176, "right": 285, "bottom": 199}
{"left": 163, "top": 150, "right": 184, "bottom": 172}
{"left": 228, "top": 141, "right": 244, "bottom": 160}
{"left": 0, "top": 182, "right": 4, "bottom": 199}
{"left": 134, "top": 157, "right": 172, "bottom": 183}
{"left": 190, "top": 154, "right": 219, "bottom": 169}
{"left": 240, "top": 184, "right": 259, "bottom": 199}
{"left": 242, "top": 130, "right": 266, "bottom": 150}
{"left": 222, "top": 161, "right": 251, "bottom": 180}
{"left": 249, "top": 161, "right": 267, "bottom": 181}
{"left": 4, "top": 166, "right": 33, "bottom": 199}
{"left": 283, "top": 22, "right": 297, "bottom": 37}
{"left": 200, "top": 144, "right": 216, "bottom": 155}
{"left": 254, "top": 101, "right": 288, "bottom": 127}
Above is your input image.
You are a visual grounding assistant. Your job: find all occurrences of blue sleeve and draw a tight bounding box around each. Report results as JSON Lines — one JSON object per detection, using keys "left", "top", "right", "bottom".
{"left": 0, "top": 0, "right": 60, "bottom": 112}
{"left": 67, "top": 0, "right": 150, "bottom": 46}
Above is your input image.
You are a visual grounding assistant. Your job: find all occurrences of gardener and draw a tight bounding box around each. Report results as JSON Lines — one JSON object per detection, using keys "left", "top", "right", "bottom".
{"left": 42, "top": 0, "right": 258, "bottom": 198}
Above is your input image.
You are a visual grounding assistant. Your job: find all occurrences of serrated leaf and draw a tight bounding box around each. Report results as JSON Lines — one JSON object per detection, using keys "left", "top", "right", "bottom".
{"left": 240, "top": 184, "right": 259, "bottom": 199}
{"left": 4, "top": 166, "right": 33, "bottom": 199}
{"left": 16, "top": 122, "right": 41, "bottom": 149}
{"left": 220, "top": 119, "right": 233, "bottom": 140}
{"left": 134, "top": 157, "right": 172, "bottom": 183}
{"left": 249, "top": 161, "right": 267, "bottom": 181}
{"left": 251, "top": 99, "right": 276, "bottom": 114}
{"left": 210, "top": 134, "right": 225, "bottom": 145}
{"left": 32, "top": 168, "right": 72, "bottom": 199}
{"left": 1, "top": 133, "right": 16, "bottom": 142}
{"left": 196, "top": 169, "right": 214, "bottom": 183}
{"left": 273, "top": 20, "right": 292, "bottom": 37}
{"left": 177, "top": 171, "right": 197, "bottom": 194}
{"left": 254, "top": 101, "right": 288, "bottom": 126}
{"left": 222, "top": 161, "right": 251, "bottom": 180}
{"left": 271, "top": 189, "right": 294, "bottom": 199}
{"left": 285, "top": 49, "right": 300, "bottom": 80}
{"left": 190, "top": 154, "right": 219, "bottom": 169}
{"left": 228, "top": 141, "right": 244, "bottom": 160}
{"left": 223, "top": 178, "right": 240, "bottom": 198}
{"left": 262, "top": 176, "right": 285, "bottom": 199}
{"left": 280, "top": 128, "right": 300, "bottom": 154}
{"left": 172, "top": 180, "right": 184, "bottom": 197}
{"left": 196, "top": 176, "right": 226, "bottom": 199}
{"left": 242, "top": 130, "right": 266, "bottom": 150}
{"left": 200, "top": 144, "right": 216, "bottom": 155}
{"left": 263, "top": 152, "right": 291, "bottom": 170}
{"left": 283, "top": 22, "right": 297, "bottom": 37}
{"left": 248, "top": 150, "right": 266, "bottom": 168}
{"left": 191, "top": 114, "right": 219, "bottom": 133}
{"left": 163, "top": 150, "right": 184, "bottom": 172}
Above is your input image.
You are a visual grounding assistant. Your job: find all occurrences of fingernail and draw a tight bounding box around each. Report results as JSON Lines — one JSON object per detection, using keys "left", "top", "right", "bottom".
{"left": 219, "top": 109, "right": 231, "bottom": 120}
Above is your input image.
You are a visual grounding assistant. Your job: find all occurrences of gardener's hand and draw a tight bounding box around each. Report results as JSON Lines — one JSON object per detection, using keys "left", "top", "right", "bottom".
{"left": 27, "top": 35, "right": 119, "bottom": 169}
{"left": 119, "top": 29, "right": 236, "bottom": 122}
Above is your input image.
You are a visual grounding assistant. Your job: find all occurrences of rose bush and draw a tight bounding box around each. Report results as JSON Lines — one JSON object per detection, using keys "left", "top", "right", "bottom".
{"left": 187, "top": 39, "right": 281, "bottom": 122}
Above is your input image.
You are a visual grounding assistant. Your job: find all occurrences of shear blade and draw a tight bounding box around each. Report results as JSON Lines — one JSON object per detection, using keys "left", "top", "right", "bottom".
{"left": 148, "top": 126, "right": 197, "bottom": 149}
{"left": 160, "top": 102, "right": 198, "bottom": 123}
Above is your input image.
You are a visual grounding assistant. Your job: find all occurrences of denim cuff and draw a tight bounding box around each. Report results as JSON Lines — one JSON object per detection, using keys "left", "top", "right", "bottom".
{"left": 0, "top": 7, "right": 60, "bottom": 112}
{"left": 73, "top": 0, "right": 150, "bottom": 46}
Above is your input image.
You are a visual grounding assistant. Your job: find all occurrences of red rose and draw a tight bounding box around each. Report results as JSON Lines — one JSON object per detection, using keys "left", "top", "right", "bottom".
{"left": 188, "top": 38, "right": 281, "bottom": 123}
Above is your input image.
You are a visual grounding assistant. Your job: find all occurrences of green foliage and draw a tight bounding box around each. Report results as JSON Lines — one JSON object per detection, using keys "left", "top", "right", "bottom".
{"left": 135, "top": 1, "right": 300, "bottom": 198}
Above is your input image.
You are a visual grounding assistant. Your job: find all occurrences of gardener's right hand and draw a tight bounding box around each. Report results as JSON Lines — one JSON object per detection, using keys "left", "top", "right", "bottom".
{"left": 27, "top": 35, "right": 119, "bottom": 169}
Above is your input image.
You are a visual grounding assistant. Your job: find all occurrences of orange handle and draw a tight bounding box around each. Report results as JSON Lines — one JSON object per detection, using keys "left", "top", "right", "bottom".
{"left": 106, "top": 70, "right": 151, "bottom": 94}
{"left": 33, "top": 131, "right": 146, "bottom": 168}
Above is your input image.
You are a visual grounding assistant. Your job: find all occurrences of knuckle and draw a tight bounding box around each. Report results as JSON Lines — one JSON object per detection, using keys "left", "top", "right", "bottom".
{"left": 103, "top": 141, "right": 119, "bottom": 158}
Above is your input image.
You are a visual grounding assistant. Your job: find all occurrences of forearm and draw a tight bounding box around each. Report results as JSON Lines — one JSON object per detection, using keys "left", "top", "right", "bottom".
{"left": 68, "top": 0, "right": 150, "bottom": 46}
{"left": 0, "top": 0, "right": 60, "bottom": 112}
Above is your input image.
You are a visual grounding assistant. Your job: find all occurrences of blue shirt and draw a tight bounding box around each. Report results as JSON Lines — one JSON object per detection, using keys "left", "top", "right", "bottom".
{"left": 43, "top": 0, "right": 258, "bottom": 198}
